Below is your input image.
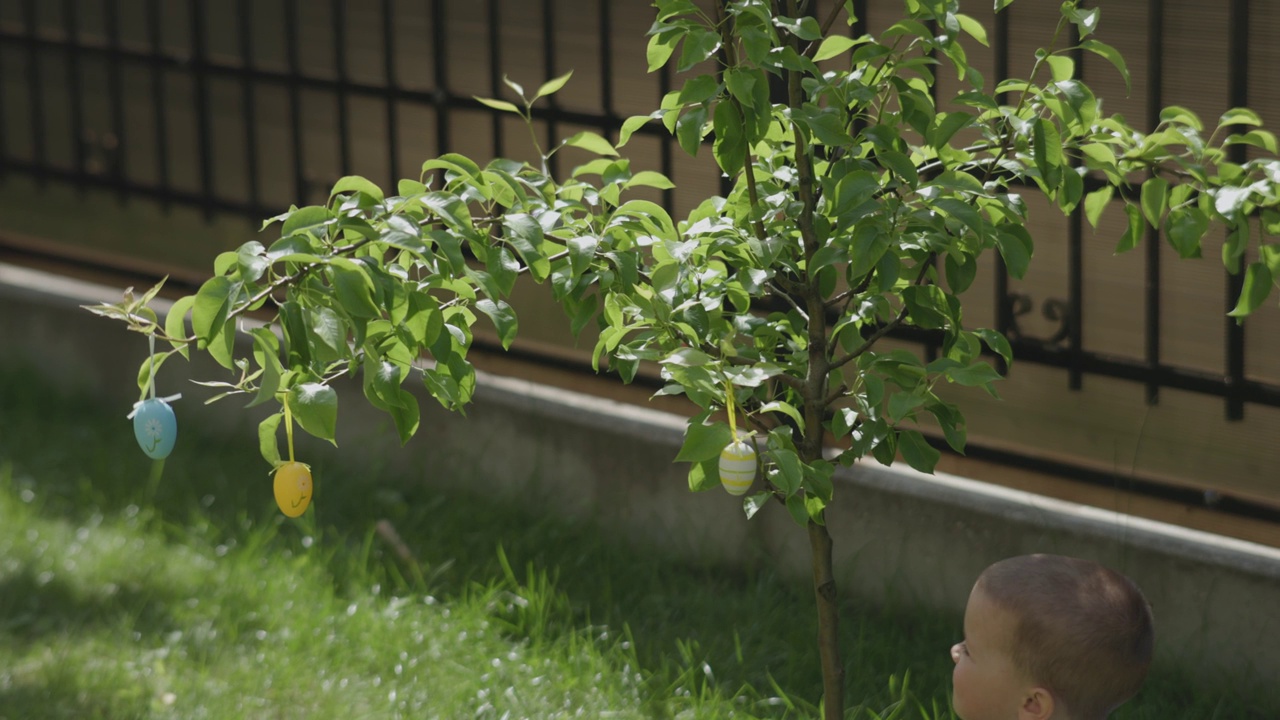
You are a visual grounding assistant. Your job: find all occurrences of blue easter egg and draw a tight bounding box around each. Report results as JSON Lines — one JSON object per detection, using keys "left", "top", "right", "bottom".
{"left": 133, "top": 398, "right": 177, "bottom": 459}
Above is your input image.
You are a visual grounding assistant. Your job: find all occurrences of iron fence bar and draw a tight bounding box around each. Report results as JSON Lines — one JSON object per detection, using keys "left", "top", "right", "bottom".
{"left": 62, "top": 0, "right": 86, "bottom": 191}
{"left": 1066, "top": 20, "right": 1083, "bottom": 389}
{"left": 1144, "top": 0, "right": 1164, "bottom": 406}
{"left": 190, "top": 0, "right": 214, "bottom": 219}
{"left": 20, "top": 0, "right": 44, "bottom": 184}
{"left": 487, "top": 0, "right": 504, "bottom": 158}
{"left": 104, "top": 0, "right": 126, "bottom": 201}
{"left": 236, "top": 0, "right": 260, "bottom": 213}
{"left": 332, "top": 0, "right": 352, "bottom": 177}
{"left": 0, "top": 28, "right": 5, "bottom": 180}
{"left": 658, "top": 61, "right": 674, "bottom": 209}
{"left": 381, "top": 0, "right": 400, "bottom": 190}
{"left": 992, "top": 3, "right": 1011, "bottom": 368}
{"left": 431, "top": 0, "right": 450, "bottom": 159}
{"left": 1224, "top": 0, "right": 1248, "bottom": 420}
{"left": 598, "top": 0, "right": 615, "bottom": 124}
{"left": 145, "top": 0, "right": 169, "bottom": 209}
{"left": 284, "top": 0, "right": 306, "bottom": 203}
{"left": 541, "top": 0, "right": 559, "bottom": 178}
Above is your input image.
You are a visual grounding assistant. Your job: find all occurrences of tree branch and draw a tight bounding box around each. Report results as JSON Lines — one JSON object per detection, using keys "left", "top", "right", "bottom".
{"left": 829, "top": 252, "right": 936, "bottom": 370}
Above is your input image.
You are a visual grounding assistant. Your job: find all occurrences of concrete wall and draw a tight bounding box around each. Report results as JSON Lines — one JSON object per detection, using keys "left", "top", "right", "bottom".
{"left": 2, "top": 262, "right": 1278, "bottom": 701}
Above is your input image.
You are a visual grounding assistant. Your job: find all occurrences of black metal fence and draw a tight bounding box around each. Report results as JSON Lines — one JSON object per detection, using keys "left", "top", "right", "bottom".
{"left": 1, "top": 1, "right": 1278, "bottom": 509}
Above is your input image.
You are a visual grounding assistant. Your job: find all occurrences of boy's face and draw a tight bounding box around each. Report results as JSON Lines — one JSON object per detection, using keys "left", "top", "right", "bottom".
{"left": 951, "top": 586, "right": 1041, "bottom": 720}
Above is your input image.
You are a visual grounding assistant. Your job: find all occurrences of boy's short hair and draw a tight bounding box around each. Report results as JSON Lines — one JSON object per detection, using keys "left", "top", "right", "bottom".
{"left": 976, "top": 554, "right": 1154, "bottom": 719}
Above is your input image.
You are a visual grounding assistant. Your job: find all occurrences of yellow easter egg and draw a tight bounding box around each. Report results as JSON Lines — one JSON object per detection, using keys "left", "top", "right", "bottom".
{"left": 718, "top": 439, "right": 757, "bottom": 496}
{"left": 273, "top": 461, "right": 313, "bottom": 518}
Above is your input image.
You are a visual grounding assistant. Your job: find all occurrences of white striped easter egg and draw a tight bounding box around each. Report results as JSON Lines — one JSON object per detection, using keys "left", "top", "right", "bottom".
{"left": 719, "top": 439, "right": 757, "bottom": 496}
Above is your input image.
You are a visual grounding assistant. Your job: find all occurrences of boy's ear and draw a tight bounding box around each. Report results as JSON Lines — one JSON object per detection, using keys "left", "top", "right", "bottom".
{"left": 1018, "top": 687, "right": 1055, "bottom": 720}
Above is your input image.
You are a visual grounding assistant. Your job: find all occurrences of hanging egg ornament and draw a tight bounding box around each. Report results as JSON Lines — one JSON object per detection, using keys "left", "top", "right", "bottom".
{"left": 132, "top": 398, "right": 177, "bottom": 459}
{"left": 718, "top": 438, "right": 757, "bottom": 496}
{"left": 273, "top": 461, "right": 313, "bottom": 517}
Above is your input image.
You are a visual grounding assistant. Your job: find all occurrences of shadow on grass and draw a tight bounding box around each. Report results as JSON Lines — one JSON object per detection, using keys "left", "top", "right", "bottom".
{"left": 0, "top": 566, "right": 178, "bottom": 647}
{"left": 2, "top": 364, "right": 1275, "bottom": 718}
{"left": 0, "top": 662, "right": 152, "bottom": 720}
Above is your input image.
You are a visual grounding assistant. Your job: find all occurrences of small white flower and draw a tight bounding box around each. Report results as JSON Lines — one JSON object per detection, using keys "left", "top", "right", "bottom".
{"left": 145, "top": 418, "right": 164, "bottom": 440}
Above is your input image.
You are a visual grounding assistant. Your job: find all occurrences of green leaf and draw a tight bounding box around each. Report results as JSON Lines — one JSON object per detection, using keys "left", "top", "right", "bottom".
{"left": 955, "top": 13, "right": 989, "bottom": 46}
{"left": 877, "top": 150, "right": 919, "bottom": 188}
{"left": 1032, "top": 118, "right": 1062, "bottom": 191}
{"left": 421, "top": 153, "right": 484, "bottom": 186}
{"left": 785, "top": 494, "right": 809, "bottom": 527}
{"left": 1226, "top": 130, "right": 1279, "bottom": 155}
{"left": 1063, "top": 4, "right": 1100, "bottom": 38}
{"left": 258, "top": 412, "right": 283, "bottom": 468}
{"left": 1045, "top": 54, "right": 1075, "bottom": 83}
{"left": 533, "top": 70, "right": 574, "bottom": 100}
{"left": 192, "top": 276, "right": 235, "bottom": 343}
{"left": 759, "top": 401, "right": 805, "bottom": 434}
{"left": 946, "top": 361, "right": 1002, "bottom": 387}
{"left": 624, "top": 171, "right": 676, "bottom": 191}
{"left": 799, "top": 106, "right": 856, "bottom": 148}
{"left": 647, "top": 30, "right": 681, "bottom": 72}
{"left": 1159, "top": 105, "right": 1203, "bottom": 132}
{"left": 476, "top": 298, "right": 519, "bottom": 350}
{"left": 902, "top": 285, "right": 950, "bottom": 330}
{"left": 1140, "top": 177, "right": 1169, "bottom": 228}
{"left": 687, "top": 457, "right": 720, "bottom": 492}
{"left": 1083, "top": 186, "right": 1113, "bottom": 228}
{"left": 775, "top": 15, "right": 822, "bottom": 41}
{"left": 1228, "top": 261, "right": 1273, "bottom": 319}
{"left": 1116, "top": 203, "right": 1143, "bottom": 253}
{"left": 332, "top": 265, "right": 381, "bottom": 318}
{"left": 1223, "top": 223, "right": 1249, "bottom": 275}
{"left": 676, "top": 420, "right": 733, "bottom": 463}
{"left": 164, "top": 295, "right": 195, "bottom": 358}
{"left": 386, "top": 390, "right": 420, "bottom": 445}
{"left": 771, "top": 448, "right": 803, "bottom": 496}
{"left": 975, "top": 328, "right": 1013, "bottom": 366}
{"left": 677, "top": 27, "right": 720, "bottom": 72}
{"left": 308, "top": 306, "right": 346, "bottom": 361}
{"left": 136, "top": 349, "right": 173, "bottom": 398}
{"left": 503, "top": 214, "right": 551, "bottom": 281}
{"left": 712, "top": 101, "right": 747, "bottom": 175}
{"left": 562, "top": 130, "right": 619, "bottom": 157}
{"left": 945, "top": 253, "right": 978, "bottom": 294}
{"left": 1080, "top": 39, "right": 1130, "bottom": 94}
{"left": 743, "top": 492, "right": 771, "bottom": 520}
{"left": 247, "top": 328, "right": 283, "bottom": 408}
{"left": 897, "top": 429, "right": 940, "bottom": 474}
{"left": 473, "top": 96, "right": 523, "bottom": 114}
{"left": 1220, "top": 107, "right": 1263, "bottom": 128}
{"left": 995, "top": 225, "right": 1034, "bottom": 279}
{"left": 288, "top": 383, "right": 338, "bottom": 445}
{"left": 329, "top": 175, "right": 384, "bottom": 203}
{"left": 281, "top": 205, "right": 332, "bottom": 238}
{"left": 678, "top": 74, "right": 720, "bottom": 105}
{"left": 813, "top": 35, "right": 861, "bottom": 62}
{"left": 1165, "top": 206, "right": 1209, "bottom": 259}
{"left": 618, "top": 114, "right": 652, "bottom": 148}
{"left": 995, "top": 0, "right": 1017, "bottom": 12}
{"left": 676, "top": 104, "right": 708, "bottom": 157}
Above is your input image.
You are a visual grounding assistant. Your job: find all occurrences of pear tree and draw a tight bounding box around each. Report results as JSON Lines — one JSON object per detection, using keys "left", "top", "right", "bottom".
{"left": 90, "top": 1, "right": 1280, "bottom": 715}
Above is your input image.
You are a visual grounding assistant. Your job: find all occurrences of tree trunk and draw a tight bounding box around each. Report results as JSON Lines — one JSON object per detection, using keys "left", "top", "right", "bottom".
{"left": 809, "top": 518, "right": 844, "bottom": 719}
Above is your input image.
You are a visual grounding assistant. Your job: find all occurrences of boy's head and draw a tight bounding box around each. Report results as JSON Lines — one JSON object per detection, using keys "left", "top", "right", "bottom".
{"left": 950, "top": 554, "right": 1154, "bottom": 720}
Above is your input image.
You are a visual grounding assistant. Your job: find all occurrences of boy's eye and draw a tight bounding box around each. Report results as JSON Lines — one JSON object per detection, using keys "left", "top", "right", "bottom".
{"left": 960, "top": 642, "right": 970, "bottom": 656}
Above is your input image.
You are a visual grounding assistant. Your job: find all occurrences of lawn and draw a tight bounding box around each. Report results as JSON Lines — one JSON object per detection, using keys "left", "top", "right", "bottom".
{"left": 0, "top": 365, "right": 1269, "bottom": 719}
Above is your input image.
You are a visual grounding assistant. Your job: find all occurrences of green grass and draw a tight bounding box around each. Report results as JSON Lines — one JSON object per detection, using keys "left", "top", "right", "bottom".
{"left": 0, "top": 365, "right": 1272, "bottom": 719}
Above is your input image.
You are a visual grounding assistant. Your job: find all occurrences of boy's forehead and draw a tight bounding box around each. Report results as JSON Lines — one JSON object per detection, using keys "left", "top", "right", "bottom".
{"left": 965, "top": 585, "right": 1017, "bottom": 649}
